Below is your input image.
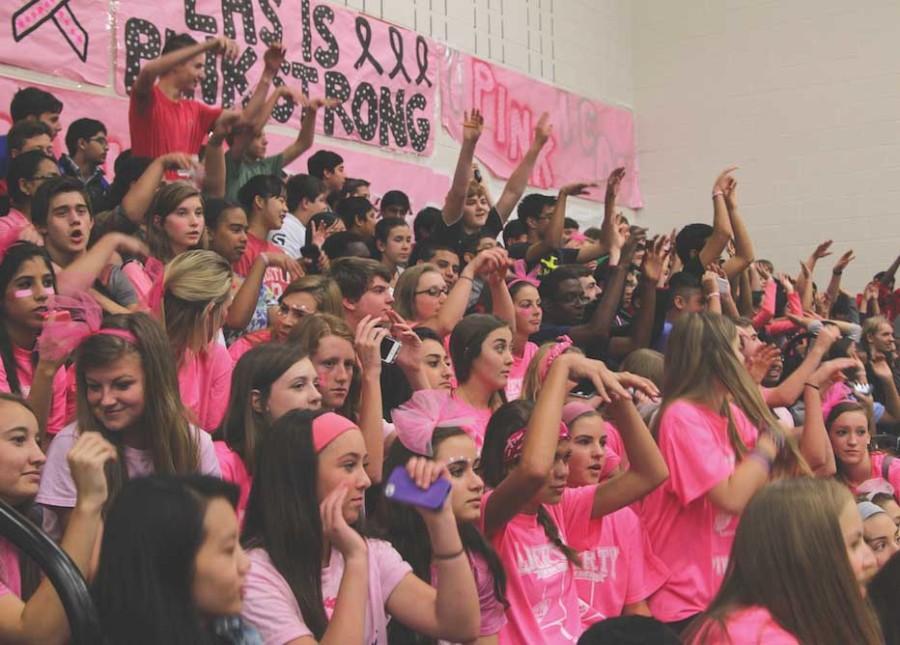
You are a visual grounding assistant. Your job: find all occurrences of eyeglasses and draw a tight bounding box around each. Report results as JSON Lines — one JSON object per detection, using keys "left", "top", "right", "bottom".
{"left": 415, "top": 286, "right": 450, "bottom": 297}
{"left": 558, "top": 291, "right": 588, "bottom": 305}
{"left": 30, "top": 174, "right": 59, "bottom": 181}
{"left": 89, "top": 136, "right": 109, "bottom": 147}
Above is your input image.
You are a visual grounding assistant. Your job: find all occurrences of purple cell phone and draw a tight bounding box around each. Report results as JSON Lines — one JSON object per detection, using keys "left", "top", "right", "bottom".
{"left": 384, "top": 466, "right": 451, "bottom": 511}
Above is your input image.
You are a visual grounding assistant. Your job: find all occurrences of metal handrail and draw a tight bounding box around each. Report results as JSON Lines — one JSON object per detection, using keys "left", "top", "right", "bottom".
{"left": 0, "top": 500, "right": 102, "bottom": 644}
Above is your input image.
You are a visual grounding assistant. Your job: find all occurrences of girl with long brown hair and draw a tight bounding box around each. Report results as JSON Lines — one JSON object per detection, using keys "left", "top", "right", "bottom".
{"left": 639, "top": 312, "right": 817, "bottom": 632}
{"left": 36, "top": 313, "right": 220, "bottom": 537}
{"left": 686, "top": 478, "right": 881, "bottom": 645}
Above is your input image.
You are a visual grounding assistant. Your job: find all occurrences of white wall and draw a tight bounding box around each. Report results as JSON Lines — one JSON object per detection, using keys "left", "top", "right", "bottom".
{"left": 633, "top": 0, "right": 900, "bottom": 292}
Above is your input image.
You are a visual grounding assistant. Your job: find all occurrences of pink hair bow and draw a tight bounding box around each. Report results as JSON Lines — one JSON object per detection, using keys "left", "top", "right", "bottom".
{"left": 503, "top": 422, "right": 569, "bottom": 465}
{"left": 36, "top": 292, "right": 137, "bottom": 363}
{"left": 392, "top": 390, "right": 475, "bottom": 456}
{"left": 506, "top": 259, "right": 540, "bottom": 288}
{"left": 539, "top": 336, "right": 574, "bottom": 381}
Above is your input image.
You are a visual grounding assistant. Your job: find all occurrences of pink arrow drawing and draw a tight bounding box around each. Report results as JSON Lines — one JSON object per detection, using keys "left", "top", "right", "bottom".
{"left": 12, "top": 0, "right": 89, "bottom": 62}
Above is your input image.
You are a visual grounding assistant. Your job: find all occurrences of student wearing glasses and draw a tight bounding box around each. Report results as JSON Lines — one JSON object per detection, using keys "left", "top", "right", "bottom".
{"left": 58, "top": 118, "right": 110, "bottom": 210}
{"left": 393, "top": 248, "right": 515, "bottom": 338}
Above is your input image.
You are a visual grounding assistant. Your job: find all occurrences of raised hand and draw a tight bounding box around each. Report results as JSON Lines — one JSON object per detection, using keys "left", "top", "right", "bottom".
{"left": 405, "top": 457, "right": 454, "bottom": 518}
{"left": 264, "top": 251, "right": 304, "bottom": 281}
{"left": 462, "top": 109, "right": 484, "bottom": 144}
{"left": 641, "top": 235, "right": 670, "bottom": 284}
{"left": 613, "top": 371, "right": 661, "bottom": 401}
{"left": 263, "top": 42, "right": 287, "bottom": 76}
{"left": 307, "top": 96, "right": 340, "bottom": 112}
{"left": 533, "top": 112, "right": 552, "bottom": 147}
{"left": 810, "top": 240, "right": 834, "bottom": 261}
{"left": 723, "top": 176, "right": 738, "bottom": 209}
{"left": 212, "top": 36, "right": 240, "bottom": 62}
{"left": 605, "top": 167, "right": 626, "bottom": 202}
{"left": 386, "top": 310, "right": 423, "bottom": 372}
{"left": 870, "top": 353, "right": 895, "bottom": 382}
{"left": 712, "top": 166, "right": 738, "bottom": 194}
{"left": 810, "top": 357, "right": 858, "bottom": 388}
{"left": 833, "top": 250, "right": 855, "bottom": 273}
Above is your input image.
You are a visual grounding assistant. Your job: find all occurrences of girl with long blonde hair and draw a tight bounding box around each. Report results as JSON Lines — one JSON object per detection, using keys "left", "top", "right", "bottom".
{"left": 160, "top": 249, "right": 234, "bottom": 431}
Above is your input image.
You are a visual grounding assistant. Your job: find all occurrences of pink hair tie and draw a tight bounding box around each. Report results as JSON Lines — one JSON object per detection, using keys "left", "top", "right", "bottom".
{"left": 392, "top": 390, "right": 474, "bottom": 456}
{"left": 539, "top": 336, "right": 573, "bottom": 381}
{"left": 503, "top": 422, "right": 569, "bottom": 465}
{"left": 36, "top": 292, "right": 138, "bottom": 363}
{"left": 506, "top": 259, "right": 540, "bottom": 289}
{"left": 312, "top": 412, "right": 359, "bottom": 453}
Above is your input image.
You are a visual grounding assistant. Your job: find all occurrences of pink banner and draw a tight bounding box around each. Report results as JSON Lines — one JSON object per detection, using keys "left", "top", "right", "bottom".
{"left": 116, "top": 0, "right": 439, "bottom": 156}
{"left": 0, "top": 74, "right": 449, "bottom": 208}
{"left": 441, "top": 50, "right": 642, "bottom": 207}
{"left": 0, "top": 76, "right": 129, "bottom": 175}
{"left": 0, "top": 0, "right": 111, "bottom": 87}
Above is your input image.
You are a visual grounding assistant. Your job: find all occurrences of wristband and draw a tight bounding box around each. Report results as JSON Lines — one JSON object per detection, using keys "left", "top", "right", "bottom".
{"left": 706, "top": 292, "right": 721, "bottom": 299}
{"left": 748, "top": 448, "right": 773, "bottom": 474}
{"left": 432, "top": 547, "right": 466, "bottom": 561}
{"left": 712, "top": 190, "right": 724, "bottom": 198}
{"left": 458, "top": 275, "right": 474, "bottom": 283}
{"left": 833, "top": 270, "right": 843, "bottom": 276}
{"left": 804, "top": 382, "right": 820, "bottom": 391}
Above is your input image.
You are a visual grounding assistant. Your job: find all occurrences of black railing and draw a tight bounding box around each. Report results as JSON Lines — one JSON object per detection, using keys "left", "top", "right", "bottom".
{"left": 0, "top": 500, "right": 101, "bottom": 644}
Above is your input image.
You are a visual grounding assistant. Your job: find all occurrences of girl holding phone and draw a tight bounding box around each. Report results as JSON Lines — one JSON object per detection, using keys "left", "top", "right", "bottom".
{"left": 240, "top": 409, "right": 480, "bottom": 644}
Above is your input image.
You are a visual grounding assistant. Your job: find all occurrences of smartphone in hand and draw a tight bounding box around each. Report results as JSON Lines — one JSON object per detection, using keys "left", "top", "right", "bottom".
{"left": 384, "top": 466, "right": 451, "bottom": 511}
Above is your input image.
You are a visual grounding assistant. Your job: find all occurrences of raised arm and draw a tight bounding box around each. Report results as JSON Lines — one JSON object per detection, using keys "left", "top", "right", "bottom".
{"left": 441, "top": 110, "right": 483, "bottom": 227}
{"left": 591, "top": 382, "right": 668, "bottom": 518}
{"left": 763, "top": 324, "right": 837, "bottom": 408}
{"left": 120, "top": 153, "right": 195, "bottom": 227}
{"left": 494, "top": 112, "right": 553, "bottom": 221}
{"left": 483, "top": 353, "right": 592, "bottom": 537}
{"left": 422, "top": 249, "right": 504, "bottom": 337}
{"left": 699, "top": 167, "right": 737, "bottom": 268}
{"left": 132, "top": 36, "right": 238, "bottom": 102}
{"left": 56, "top": 233, "right": 148, "bottom": 296}
{"left": 354, "top": 316, "right": 387, "bottom": 483}
{"left": 525, "top": 182, "right": 596, "bottom": 264}
{"left": 281, "top": 96, "right": 335, "bottom": 165}
{"left": 825, "top": 250, "right": 855, "bottom": 311}
{"left": 720, "top": 177, "right": 754, "bottom": 278}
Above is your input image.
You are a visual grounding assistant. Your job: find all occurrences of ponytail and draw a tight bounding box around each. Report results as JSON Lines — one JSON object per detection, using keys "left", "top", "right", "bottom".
{"left": 536, "top": 506, "right": 580, "bottom": 567}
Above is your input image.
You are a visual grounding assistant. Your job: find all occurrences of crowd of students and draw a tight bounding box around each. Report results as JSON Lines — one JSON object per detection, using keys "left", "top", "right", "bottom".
{"left": 0, "top": 33, "right": 898, "bottom": 645}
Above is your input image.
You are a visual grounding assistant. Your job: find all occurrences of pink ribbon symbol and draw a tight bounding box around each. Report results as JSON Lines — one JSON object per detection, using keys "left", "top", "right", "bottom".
{"left": 12, "top": 0, "right": 89, "bottom": 62}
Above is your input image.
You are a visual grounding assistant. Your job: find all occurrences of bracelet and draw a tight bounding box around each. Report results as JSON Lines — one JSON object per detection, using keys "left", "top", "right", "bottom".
{"left": 260, "top": 252, "right": 270, "bottom": 267}
{"left": 712, "top": 190, "right": 724, "bottom": 198}
{"left": 804, "top": 382, "right": 820, "bottom": 390}
{"left": 458, "top": 275, "right": 474, "bottom": 283}
{"left": 432, "top": 547, "right": 466, "bottom": 561}
{"left": 833, "top": 270, "right": 843, "bottom": 276}
{"left": 747, "top": 448, "right": 773, "bottom": 474}
{"left": 706, "top": 292, "right": 721, "bottom": 299}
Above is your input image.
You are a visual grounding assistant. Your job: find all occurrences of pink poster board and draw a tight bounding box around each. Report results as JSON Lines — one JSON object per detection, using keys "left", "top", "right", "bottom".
{"left": 115, "top": 0, "right": 440, "bottom": 156}
{"left": 441, "top": 50, "right": 642, "bottom": 207}
{"left": 0, "top": 0, "right": 112, "bottom": 87}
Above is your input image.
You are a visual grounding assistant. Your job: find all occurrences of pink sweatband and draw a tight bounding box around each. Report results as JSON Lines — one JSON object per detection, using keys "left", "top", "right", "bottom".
{"left": 312, "top": 412, "right": 359, "bottom": 453}
{"left": 561, "top": 401, "right": 598, "bottom": 427}
{"left": 539, "top": 336, "right": 574, "bottom": 381}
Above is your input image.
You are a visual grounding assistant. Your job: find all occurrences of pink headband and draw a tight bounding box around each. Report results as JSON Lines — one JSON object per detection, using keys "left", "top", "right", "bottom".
{"left": 312, "top": 412, "right": 359, "bottom": 453}
{"left": 507, "top": 259, "right": 540, "bottom": 289}
{"left": 503, "top": 422, "right": 570, "bottom": 465}
{"left": 392, "top": 390, "right": 474, "bottom": 456}
{"left": 36, "top": 292, "right": 137, "bottom": 363}
{"left": 562, "top": 401, "right": 599, "bottom": 427}
{"left": 539, "top": 336, "right": 573, "bottom": 381}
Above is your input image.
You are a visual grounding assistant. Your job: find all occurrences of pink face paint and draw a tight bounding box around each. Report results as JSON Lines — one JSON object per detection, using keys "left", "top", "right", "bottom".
{"left": 13, "top": 289, "right": 33, "bottom": 299}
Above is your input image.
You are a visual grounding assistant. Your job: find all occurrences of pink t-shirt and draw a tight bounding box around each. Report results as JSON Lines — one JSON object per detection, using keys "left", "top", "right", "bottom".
{"left": 450, "top": 395, "right": 494, "bottom": 453}
{"left": 178, "top": 343, "right": 233, "bottom": 432}
{"left": 482, "top": 485, "right": 596, "bottom": 644}
{"left": 862, "top": 453, "right": 900, "bottom": 502}
{"left": 0, "top": 344, "right": 67, "bottom": 436}
{"left": 227, "top": 328, "right": 272, "bottom": 363}
{"left": 505, "top": 341, "right": 539, "bottom": 401}
{"left": 640, "top": 400, "right": 760, "bottom": 622}
{"left": 241, "top": 540, "right": 412, "bottom": 645}
{"left": 129, "top": 84, "right": 222, "bottom": 159}
{"left": 214, "top": 441, "right": 252, "bottom": 518}
{"left": 0, "top": 537, "right": 21, "bottom": 598}
{"left": 0, "top": 209, "right": 33, "bottom": 244}
{"left": 36, "top": 421, "right": 220, "bottom": 537}
{"left": 690, "top": 606, "right": 799, "bottom": 645}
{"left": 232, "top": 233, "right": 291, "bottom": 304}
{"left": 432, "top": 550, "right": 507, "bottom": 639}
{"left": 570, "top": 506, "right": 669, "bottom": 626}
